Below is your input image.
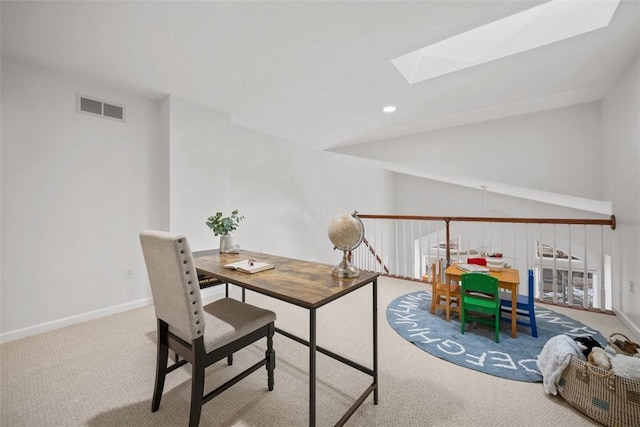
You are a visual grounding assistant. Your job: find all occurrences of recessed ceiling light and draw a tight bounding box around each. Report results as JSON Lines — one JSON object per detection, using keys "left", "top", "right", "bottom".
{"left": 391, "top": 0, "right": 621, "bottom": 84}
{"left": 383, "top": 105, "right": 396, "bottom": 113}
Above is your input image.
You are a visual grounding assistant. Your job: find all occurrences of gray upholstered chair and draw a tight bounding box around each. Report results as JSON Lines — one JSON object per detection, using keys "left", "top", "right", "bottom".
{"left": 140, "top": 230, "right": 276, "bottom": 427}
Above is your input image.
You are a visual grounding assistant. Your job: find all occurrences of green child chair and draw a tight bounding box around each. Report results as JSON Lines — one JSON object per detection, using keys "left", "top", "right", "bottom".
{"left": 460, "top": 272, "right": 501, "bottom": 343}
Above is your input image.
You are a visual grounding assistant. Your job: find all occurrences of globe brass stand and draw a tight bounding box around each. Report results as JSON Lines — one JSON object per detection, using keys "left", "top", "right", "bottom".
{"left": 331, "top": 250, "right": 360, "bottom": 278}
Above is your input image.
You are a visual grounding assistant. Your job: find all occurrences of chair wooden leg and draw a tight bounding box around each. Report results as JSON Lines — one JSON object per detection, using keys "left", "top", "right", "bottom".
{"left": 189, "top": 341, "right": 205, "bottom": 427}
{"left": 227, "top": 354, "right": 233, "bottom": 365}
{"left": 430, "top": 291, "right": 437, "bottom": 314}
{"left": 266, "top": 323, "right": 275, "bottom": 391}
{"left": 530, "top": 311, "right": 538, "bottom": 338}
{"left": 152, "top": 320, "right": 169, "bottom": 412}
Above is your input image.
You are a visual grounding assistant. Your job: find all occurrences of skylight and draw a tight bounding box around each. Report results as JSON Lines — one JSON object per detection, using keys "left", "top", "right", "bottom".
{"left": 391, "top": 0, "right": 621, "bottom": 84}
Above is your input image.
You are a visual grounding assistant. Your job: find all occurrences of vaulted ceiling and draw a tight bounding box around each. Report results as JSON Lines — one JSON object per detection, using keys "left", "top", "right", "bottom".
{"left": 3, "top": 1, "right": 638, "bottom": 153}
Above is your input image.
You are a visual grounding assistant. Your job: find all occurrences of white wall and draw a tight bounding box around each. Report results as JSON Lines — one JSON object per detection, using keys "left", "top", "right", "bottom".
{"left": 168, "top": 97, "right": 395, "bottom": 264}
{"left": 602, "top": 54, "right": 640, "bottom": 334}
{"left": 334, "top": 102, "right": 604, "bottom": 200}
{"left": 1, "top": 57, "right": 165, "bottom": 340}
{"left": 0, "top": 69, "right": 394, "bottom": 341}
{"left": 394, "top": 174, "right": 613, "bottom": 219}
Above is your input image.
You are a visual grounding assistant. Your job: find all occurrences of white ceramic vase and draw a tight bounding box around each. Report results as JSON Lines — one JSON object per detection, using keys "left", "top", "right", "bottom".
{"left": 219, "top": 235, "right": 237, "bottom": 253}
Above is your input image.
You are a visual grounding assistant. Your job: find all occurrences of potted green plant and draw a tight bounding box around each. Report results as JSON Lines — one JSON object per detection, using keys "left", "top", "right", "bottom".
{"left": 206, "top": 209, "right": 244, "bottom": 253}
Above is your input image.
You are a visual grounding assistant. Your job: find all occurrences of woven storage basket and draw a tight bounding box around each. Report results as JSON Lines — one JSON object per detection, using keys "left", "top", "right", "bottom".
{"left": 558, "top": 356, "right": 640, "bottom": 426}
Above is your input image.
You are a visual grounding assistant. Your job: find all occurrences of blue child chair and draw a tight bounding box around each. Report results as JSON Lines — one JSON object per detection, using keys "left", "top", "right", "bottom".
{"left": 500, "top": 269, "right": 538, "bottom": 338}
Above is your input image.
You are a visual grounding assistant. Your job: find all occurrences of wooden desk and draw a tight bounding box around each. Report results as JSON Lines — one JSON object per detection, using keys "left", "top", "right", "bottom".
{"left": 194, "top": 250, "right": 379, "bottom": 427}
{"left": 444, "top": 263, "right": 520, "bottom": 338}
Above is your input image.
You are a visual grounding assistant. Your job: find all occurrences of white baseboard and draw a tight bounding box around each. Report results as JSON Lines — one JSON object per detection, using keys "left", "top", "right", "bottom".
{"left": 613, "top": 309, "right": 640, "bottom": 341}
{"left": 0, "top": 286, "right": 224, "bottom": 344}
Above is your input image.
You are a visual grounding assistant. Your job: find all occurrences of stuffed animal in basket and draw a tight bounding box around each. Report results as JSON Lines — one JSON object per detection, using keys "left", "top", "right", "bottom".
{"left": 574, "top": 336, "right": 603, "bottom": 358}
{"left": 608, "top": 335, "right": 640, "bottom": 357}
{"left": 587, "top": 347, "right": 611, "bottom": 370}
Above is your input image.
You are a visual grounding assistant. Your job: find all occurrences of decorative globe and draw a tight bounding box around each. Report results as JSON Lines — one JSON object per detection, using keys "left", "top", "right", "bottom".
{"left": 328, "top": 212, "right": 364, "bottom": 278}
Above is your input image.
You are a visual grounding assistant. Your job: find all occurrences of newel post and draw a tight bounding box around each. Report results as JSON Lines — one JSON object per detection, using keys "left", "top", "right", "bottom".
{"left": 445, "top": 218, "right": 451, "bottom": 266}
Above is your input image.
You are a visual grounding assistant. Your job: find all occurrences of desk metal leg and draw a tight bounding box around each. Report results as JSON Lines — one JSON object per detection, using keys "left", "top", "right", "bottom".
{"left": 511, "top": 288, "right": 517, "bottom": 338}
{"left": 309, "top": 308, "right": 316, "bottom": 427}
{"left": 373, "top": 277, "right": 379, "bottom": 404}
{"left": 271, "top": 279, "right": 378, "bottom": 426}
{"left": 223, "top": 283, "right": 245, "bottom": 302}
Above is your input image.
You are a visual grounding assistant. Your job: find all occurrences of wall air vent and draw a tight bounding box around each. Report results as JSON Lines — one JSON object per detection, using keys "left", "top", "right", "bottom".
{"left": 76, "top": 94, "right": 125, "bottom": 122}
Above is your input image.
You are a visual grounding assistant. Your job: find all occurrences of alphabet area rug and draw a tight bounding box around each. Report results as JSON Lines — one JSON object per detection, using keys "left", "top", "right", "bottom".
{"left": 387, "top": 290, "right": 606, "bottom": 382}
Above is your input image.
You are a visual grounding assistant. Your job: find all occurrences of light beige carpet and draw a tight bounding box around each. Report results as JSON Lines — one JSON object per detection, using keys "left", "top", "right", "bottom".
{"left": 1, "top": 276, "right": 634, "bottom": 426}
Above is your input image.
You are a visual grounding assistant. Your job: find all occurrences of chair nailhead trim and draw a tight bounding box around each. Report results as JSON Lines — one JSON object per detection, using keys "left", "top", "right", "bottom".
{"left": 170, "top": 237, "right": 204, "bottom": 340}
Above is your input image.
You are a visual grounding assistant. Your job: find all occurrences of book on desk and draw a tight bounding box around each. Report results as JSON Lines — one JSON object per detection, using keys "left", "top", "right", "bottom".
{"left": 223, "top": 259, "right": 275, "bottom": 274}
{"left": 456, "top": 263, "right": 491, "bottom": 274}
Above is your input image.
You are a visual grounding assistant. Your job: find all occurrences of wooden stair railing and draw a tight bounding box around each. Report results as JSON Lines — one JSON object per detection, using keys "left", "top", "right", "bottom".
{"left": 361, "top": 236, "right": 390, "bottom": 275}
{"left": 357, "top": 214, "right": 615, "bottom": 268}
